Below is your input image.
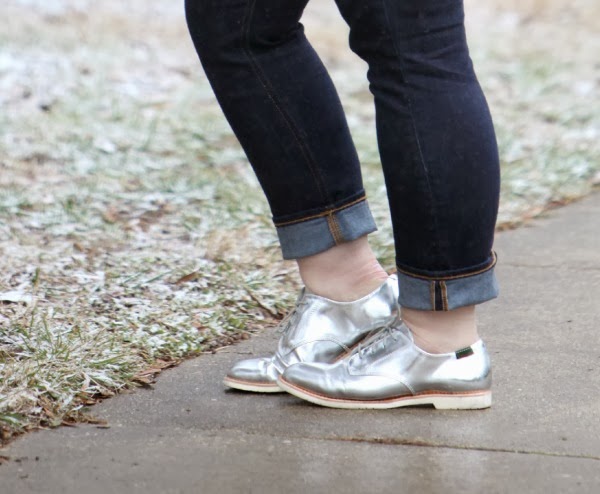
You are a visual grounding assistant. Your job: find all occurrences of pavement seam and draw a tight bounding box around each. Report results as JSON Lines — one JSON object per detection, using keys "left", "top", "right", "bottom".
{"left": 228, "top": 430, "right": 600, "bottom": 461}
{"left": 329, "top": 436, "right": 600, "bottom": 461}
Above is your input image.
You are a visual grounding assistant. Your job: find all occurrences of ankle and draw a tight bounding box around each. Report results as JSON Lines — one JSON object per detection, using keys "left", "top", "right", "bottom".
{"left": 401, "top": 306, "right": 479, "bottom": 354}
{"left": 297, "top": 237, "right": 388, "bottom": 302}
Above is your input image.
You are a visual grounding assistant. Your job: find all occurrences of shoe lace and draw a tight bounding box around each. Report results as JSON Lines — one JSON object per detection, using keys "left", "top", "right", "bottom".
{"left": 355, "top": 317, "right": 402, "bottom": 360}
{"left": 276, "top": 299, "right": 308, "bottom": 335}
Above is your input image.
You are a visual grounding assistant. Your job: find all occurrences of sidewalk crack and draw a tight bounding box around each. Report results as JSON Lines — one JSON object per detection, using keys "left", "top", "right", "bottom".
{"left": 227, "top": 429, "right": 600, "bottom": 461}
{"left": 329, "top": 435, "right": 600, "bottom": 461}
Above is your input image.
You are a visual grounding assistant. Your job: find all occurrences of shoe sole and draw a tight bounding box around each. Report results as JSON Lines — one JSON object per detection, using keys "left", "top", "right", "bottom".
{"left": 223, "top": 376, "right": 284, "bottom": 393}
{"left": 278, "top": 377, "right": 492, "bottom": 410}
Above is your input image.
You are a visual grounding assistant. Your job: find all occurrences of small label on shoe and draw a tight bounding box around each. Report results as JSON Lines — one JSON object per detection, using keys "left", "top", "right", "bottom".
{"left": 455, "top": 347, "right": 474, "bottom": 359}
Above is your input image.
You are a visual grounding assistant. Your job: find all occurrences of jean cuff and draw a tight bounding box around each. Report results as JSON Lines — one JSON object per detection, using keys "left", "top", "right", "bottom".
{"left": 275, "top": 199, "right": 377, "bottom": 260}
{"left": 396, "top": 255, "right": 499, "bottom": 311}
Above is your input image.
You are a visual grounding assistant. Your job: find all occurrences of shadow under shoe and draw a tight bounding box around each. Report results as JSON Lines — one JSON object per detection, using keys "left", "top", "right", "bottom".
{"left": 223, "top": 275, "right": 399, "bottom": 393}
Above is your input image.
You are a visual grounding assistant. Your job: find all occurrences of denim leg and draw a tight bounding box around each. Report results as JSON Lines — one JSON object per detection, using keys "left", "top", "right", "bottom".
{"left": 335, "top": 0, "right": 501, "bottom": 309}
{"left": 185, "top": 0, "right": 377, "bottom": 259}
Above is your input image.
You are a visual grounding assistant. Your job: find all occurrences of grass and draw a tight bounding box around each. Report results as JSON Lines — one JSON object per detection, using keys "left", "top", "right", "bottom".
{"left": 0, "top": 0, "right": 598, "bottom": 444}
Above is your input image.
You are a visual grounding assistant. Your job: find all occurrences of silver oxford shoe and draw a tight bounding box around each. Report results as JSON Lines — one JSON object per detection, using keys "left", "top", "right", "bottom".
{"left": 278, "top": 319, "right": 492, "bottom": 409}
{"left": 223, "top": 276, "right": 399, "bottom": 393}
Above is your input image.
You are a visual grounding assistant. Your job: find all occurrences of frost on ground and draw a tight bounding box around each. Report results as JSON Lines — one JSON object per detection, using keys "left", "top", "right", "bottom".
{"left": 0, "top": 0, "right": 598, "bottom": 442}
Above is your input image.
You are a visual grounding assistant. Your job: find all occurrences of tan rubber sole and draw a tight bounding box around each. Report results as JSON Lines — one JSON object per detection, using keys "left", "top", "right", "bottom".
{"left": 278, "top": 377, "right": 492, "bottom": 410}
{"left": 223, "top": 376, "right": 284, "bottom": 393}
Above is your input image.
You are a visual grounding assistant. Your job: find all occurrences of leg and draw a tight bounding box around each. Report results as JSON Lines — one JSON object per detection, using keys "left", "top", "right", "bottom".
{"left": 185, "top": 0, "right": 399, "bottom": 392}
{"left": 335, "top": 0, "right": 500, "bottom": 349}
{"left": 185, "top": 0, "right": 378, "bottom": 260}
{"left": 336, "top": 0, "right": 500, "bottom": 312}
{"left": 280, "top": 0, "right": 500, "bottom": 408}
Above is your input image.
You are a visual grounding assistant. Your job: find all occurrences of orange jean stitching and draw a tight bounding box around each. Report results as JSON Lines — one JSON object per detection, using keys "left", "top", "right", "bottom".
{"left": 441, "top": 281, "right": 448, "bottom": 311}
{"left": 327, "top": 213, "right": 344, "bottom": 244}
{"left": 274, "top": 196, "right": 367, "bottom": 227}
{"left": 396, "top": 252, "right": 497, "bottom": 282}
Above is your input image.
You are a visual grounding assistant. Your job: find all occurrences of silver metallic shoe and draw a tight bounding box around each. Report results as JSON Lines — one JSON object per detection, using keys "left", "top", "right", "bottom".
{"left": 278, "top": 318, "right": 492, "bottom": 409}
{"left": 223, "top": 276, "right": 399, "bottom": 393}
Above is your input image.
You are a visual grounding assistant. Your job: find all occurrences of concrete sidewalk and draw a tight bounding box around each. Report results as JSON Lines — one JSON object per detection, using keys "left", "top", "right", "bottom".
{"left": 1, "top": 194, "right": 599, "bottom": 494}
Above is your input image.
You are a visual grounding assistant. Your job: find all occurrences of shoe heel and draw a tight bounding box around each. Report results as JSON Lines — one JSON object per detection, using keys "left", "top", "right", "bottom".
{"left": 431, "top": 392, "right": 492, "bottom": 410}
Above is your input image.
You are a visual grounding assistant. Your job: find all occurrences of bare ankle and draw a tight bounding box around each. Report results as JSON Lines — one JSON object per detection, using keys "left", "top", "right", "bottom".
{"left": 401, "top": 306, "right": 479, "bottom": 354}
{"left": 297, "top": 236, "right": 388, "bottom": 302}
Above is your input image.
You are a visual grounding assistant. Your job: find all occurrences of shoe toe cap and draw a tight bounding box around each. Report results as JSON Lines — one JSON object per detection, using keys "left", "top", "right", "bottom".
{"left": 227, "top": 357, "right": 279, "bottom": 384}
{"left": 280, "top": 362, "right": 334, "bottom": 394}
{"left": 281, "top": 360, "right": 412, "bottom": 401}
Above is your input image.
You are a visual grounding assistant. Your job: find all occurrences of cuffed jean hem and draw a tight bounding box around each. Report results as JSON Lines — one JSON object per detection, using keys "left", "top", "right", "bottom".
{"left": 275, "top": 199, "right": 377, "bottom": 260}
{"left": 396, "top": 254, "right": 499, "bottom": 311}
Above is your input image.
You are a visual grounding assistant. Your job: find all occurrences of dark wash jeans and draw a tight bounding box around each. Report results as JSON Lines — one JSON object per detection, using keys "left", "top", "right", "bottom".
{"left": 185, "top": 0, "right": 501, "bottom": 311}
